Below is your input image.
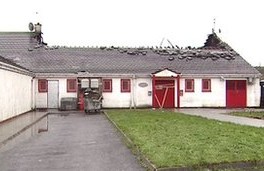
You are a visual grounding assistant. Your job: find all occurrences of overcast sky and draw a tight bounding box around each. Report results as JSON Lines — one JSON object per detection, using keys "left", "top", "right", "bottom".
{"left": 0, "top": 0, "right": 263, "bottom": 66}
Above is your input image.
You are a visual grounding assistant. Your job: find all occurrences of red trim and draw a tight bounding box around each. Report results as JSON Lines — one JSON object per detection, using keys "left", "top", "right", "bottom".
{"left": 202, "top": 79, "right": 211, "bottom": 92}
{"left": 38, "top": 79, "right": 48, "bottom": 93}
{"left": 185, "top": 79, "right": 194, "bottom": 92}
{"left": 152, "top": 75, "right": 156, "bottom": 107}
{"left": 121, "top": 79, "right": 131, "bottom": 92}
{"left": 67, "top": 79, "right": 77, "bottom": 92}
{"left": 177, "top": 75, "right": 180, "bottom": 108}
{"left": 103, "top": 79, "right": 112, "bottom": 92}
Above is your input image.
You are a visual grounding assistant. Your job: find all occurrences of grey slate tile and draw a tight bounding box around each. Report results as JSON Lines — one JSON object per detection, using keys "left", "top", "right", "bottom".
{"left": 0, "top": 32, "right": 261, "bottom": 76}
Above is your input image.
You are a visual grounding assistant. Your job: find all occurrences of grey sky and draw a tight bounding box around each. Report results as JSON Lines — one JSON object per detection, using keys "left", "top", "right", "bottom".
{"left": 0, "top": 0, "right": 263, "bottom": 66}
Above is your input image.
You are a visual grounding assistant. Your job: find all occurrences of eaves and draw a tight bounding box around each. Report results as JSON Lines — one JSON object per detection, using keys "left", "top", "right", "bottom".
{"left": 182, "top": 73, "right": 262, "bottom": 78}
{"left": 0, "top": 61, "right": 35, "bottom": 77}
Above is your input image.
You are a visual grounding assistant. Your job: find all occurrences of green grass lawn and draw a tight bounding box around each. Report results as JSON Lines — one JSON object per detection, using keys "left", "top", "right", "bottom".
{"left": 229, "top": 111, "right": 264, "bottom": 119}
{"left": 106, "top": 109, "right": 264, "bottom": 169}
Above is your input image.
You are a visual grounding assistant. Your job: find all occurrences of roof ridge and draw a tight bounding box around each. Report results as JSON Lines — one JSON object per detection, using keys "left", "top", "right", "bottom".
{"left": 0, "top": 32, "right": 32, "bottom": 34}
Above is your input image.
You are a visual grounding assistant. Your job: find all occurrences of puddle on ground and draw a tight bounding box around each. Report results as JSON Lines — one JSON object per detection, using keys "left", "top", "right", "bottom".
{"left": 0, "top": 111, "right": 83, "bottom": 153}
{"left": 0, "top": 111, "right": 47, "bottom": 143}
{"left": 0, "top": 115, "right": 49, "bottom": 153}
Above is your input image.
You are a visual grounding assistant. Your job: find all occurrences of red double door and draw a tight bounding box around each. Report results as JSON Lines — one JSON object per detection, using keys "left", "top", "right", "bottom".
{"left": 153, "top": 79, "right": 175, "bottom": 108}
{"left": 226, "top": 80, "right": 247, "bottom": 108}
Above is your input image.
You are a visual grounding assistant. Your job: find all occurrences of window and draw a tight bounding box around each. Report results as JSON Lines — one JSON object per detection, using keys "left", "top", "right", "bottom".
{"left": 67, "top": 79, "right": 77, "bottom": 92}
{"left": 121, "top": 79, "right": 131, "bottom": 92}
{"left": 103, "top": 79, "right": 112, "bottom": 92}
{"left": 202, "top": 79, "right": 211, "bottom": 92}
{"left": 185, "top": 79, "right": 194, "bottom": 92}
{"left": 38, "top": 79, "right": 48, "bottom": 92}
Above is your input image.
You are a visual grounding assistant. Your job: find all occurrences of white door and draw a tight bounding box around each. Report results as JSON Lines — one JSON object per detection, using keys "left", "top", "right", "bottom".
{"left": 48, "top": 81, "right": 59, "bottom": 108}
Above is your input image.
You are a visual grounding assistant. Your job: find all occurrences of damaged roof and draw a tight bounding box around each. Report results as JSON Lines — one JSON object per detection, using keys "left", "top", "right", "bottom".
{"left": 0, "top": 54, "right": 29, "bottom": 71}
{"left": 0, "top": 32, "right": 260, "bottom": 76}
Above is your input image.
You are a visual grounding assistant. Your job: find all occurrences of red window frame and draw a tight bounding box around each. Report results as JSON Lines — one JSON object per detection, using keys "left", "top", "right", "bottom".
{"left": 185, "top": 79, "right": 194, "bottom": 92}
{"left": 121, "top": 79, "right": 131, "bottom": 93}
{"left": 38, "top": 79, "right": 48, "bottom": 93}
{"left": 67, "top": 79, "right": 77, "bottom": 92}
{"left": 202, "top": 79, "right": 211, "bottom": 92}
{"left": 103, "top": 79, "right": 112, "bottom": 92}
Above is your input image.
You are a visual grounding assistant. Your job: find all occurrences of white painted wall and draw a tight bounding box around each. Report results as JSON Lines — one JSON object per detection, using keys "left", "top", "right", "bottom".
{"left": 247, "top": 78, "right": 260, "bottom": 107}
{"left": 180, "top": 77, "right": 260, "bottom": 107}
{"left": 0, "top": 69, "right": 32, "bottom": 122}
{"left": 180, "top": 78, "right": 226, "bottom": 107}
{"left": 31, "top": 79, "right": 36, "bottom": 109}
{"left": 102, "top": 78, "right": 131, "bottom": 108}
{"left": 36, "top": 92, "right": 47, "bottom": 108}
{"left": 34, "top": 76, "right": 261, "bottom": 109}
{"left": 57, "top": 79, "right": 77, "bottom": 103}
{"left": 134, "top": 78, "right": 152, "bottom": 107}
{"left": 35, "top": 78, "right": 77, "bottom": 108}
{"left": 102, "top": 77, "right": 153, "bottom": 108}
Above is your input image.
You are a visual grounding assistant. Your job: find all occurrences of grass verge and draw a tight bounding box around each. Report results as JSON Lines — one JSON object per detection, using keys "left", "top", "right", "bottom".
{"left": 106, "top": 109, "right": 264, "bottom": 169}
{"left": 228, "top": 111, "right": 264, "bottom": 120}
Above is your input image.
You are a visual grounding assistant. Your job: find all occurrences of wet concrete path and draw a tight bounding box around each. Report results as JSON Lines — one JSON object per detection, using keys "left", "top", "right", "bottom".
{"left": 0, "top": 111, "right": 48, "bottom": 147}
{"left": 177, "top": 108, "right": 264, "bottom": 128}
{"left": 0, "top": 113, "right": 144, "bottom": 171}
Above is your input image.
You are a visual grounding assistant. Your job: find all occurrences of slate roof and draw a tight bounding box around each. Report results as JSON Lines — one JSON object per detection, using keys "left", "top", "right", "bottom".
{"left": 255, "top": 67, "right": 264, "bottom": 80}
{"left": 0, "top": 54, "right": 29, "bottom": 71}
{"left": 0, "top": 32, "right": 260, "bottom": 77}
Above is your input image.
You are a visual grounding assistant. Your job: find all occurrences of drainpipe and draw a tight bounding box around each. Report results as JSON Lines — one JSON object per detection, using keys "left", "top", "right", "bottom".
{"left": 31, "top": 78, "right": 33, "bottom": 110}
{"left": 129, "top": 75, "right": 136, "bottom": 109}
{"left": 132, "top": 75, "right": 136, "bottom": 109}
{"left": 31, "top": 78, "right": 36, "bottom": 110}
{"left": 177, "top": 74, "right": 180, "bottom": 108}
{"left": 129, "top": 77, "right": 132, "bottom": 109}
{"left": 152, "top": 75, "right": 156, "bottom": 108}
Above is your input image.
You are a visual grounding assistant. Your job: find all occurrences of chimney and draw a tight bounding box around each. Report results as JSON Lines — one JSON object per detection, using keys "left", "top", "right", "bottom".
{"left": 34, "top": 23, "right": 42, "bottom": 34}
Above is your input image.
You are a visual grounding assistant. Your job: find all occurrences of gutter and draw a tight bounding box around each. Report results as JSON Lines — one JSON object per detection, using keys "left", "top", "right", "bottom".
{"left": 35, "top": 72, "right": 152, "bottom": 78}
{"left": 0, "top": 62, "right": 34, "bottom": 77}
{"left": 35, "top": 72, "right": 261, "bottom": 79}
{"left": 132, "top": 75, "right": 136, "bottom": 109}
{"left": 182, "top": 73, "right": 261, "bottom": 78}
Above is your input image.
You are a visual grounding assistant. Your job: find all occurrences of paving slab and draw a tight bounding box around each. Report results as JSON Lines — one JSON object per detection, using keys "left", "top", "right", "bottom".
{"left": 177, "top": 108, "right": 264, "bottom": 128}
{"left": 0, "top": 113, "right": 144, "bottom": 171}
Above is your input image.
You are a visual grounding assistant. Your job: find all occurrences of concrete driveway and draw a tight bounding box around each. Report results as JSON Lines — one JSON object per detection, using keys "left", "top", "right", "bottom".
{"left": 0, "top": 113, "right": 144, "bottom": 171}
{"left": 177, "top": 108, "right": 264, "bottom": 128}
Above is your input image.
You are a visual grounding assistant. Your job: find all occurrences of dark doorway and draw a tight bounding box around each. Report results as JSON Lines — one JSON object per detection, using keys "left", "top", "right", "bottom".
{"left": 260, "top": 81, "right": 264, "bottom": 108}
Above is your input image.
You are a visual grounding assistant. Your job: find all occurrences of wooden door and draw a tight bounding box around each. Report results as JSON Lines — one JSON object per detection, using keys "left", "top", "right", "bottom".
{"left": 153, "top": 80, "right": 175, "bottom": 108}
{"left": 48, "top": 81, "right": 59, "bottom": 108}
{"left": 226, "top": 80, "right": 246, "bottom": 108}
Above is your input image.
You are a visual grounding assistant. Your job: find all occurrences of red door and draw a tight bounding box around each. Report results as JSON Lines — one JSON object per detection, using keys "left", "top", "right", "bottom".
{"left": 153, "top": 80, "right": 175, "bottom": 108}
{"left": 226, "top": 80, "right": 247, "bottom": 108}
